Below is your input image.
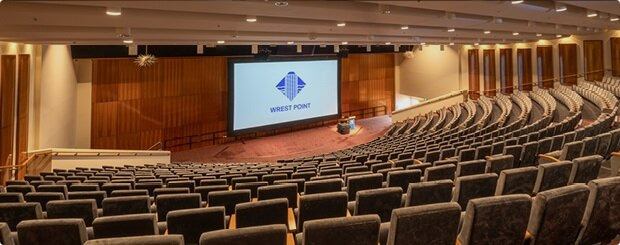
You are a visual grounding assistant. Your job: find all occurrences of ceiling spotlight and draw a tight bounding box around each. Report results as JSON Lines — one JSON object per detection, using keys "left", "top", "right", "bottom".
{"left": 484, "top": 30, "right": 491, "bottom": 34}
{"left": 217, "top": 40, "right": 225, "bottom": 44}
{"left": 336, "top": 22, "right": 346, "bottom": 27}
{"left": 385, "top": 42, "right": 391, "bottom": 45}
{"left": 449, "top": 42, "right": 455, "bottom": 46}
{"left": 341, "top": 41, "right": 348, "bottom": 45}
{"left": 420, "top": 42, "right": 426, "bottom": 45}
{"left": 611, "top": 16, "right": 619, "bottom": 21}
{"left": 536, "top": 33, "right": 542, "bottom": 37}
{"left": 556, "top": 34, "right": 562, "bottom": 38}
{"left": 246, "top": 16, "right": 257, "bottom": 22}
{"left": 512, "top": 32, "right": 519, "bottom": 36}
{"left": 106, "top": 7, "right": 122, "bottom": 16}
{"left": 587, "top": 9, "right": 598, "bottom": 18}
{"left": 555, "top": 3, "right": 567, "bottom": 12}
{"left": 274, "top": 1, "right": 288, "bottom": 7}
{"left": 400, "top": 25, "right": 409, "bottom": 30}
{"left": 447, "top": 28, "right": 455, "bottom": 32}
{"left": 123, "top": 39, "right": 133, "bottom": 44}
{"left": 474, "top": 42, "right": 479, "bottom": 46}
{"left": 511, "top": 0, "right": 524, "bottom": 4}
{"left": 494, "top": 17, "right": 503, "bottom": 24}
{"left": 287, "top": 41, "right": 294, "bottom": 44}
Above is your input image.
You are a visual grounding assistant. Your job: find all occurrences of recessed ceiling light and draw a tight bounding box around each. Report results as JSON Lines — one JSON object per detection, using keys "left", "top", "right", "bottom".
{"left": 484, "top": 30, "right": 491, "bottom": 34}
{"left": 447, "top": 28, "right": 455, "bottom": 32}
{"left": 385, "top": 42, "right": 391, "bottom": 45}
{"left": 106, "top": 7, "right": 122, "bottom": 16}
{"left": 555, "top": 3, "right": 567, "bottom": 12}
{"left": 246, "top": 16, "right": 257, "bottom": 22}
{"left": 123, "top": 39, "right": 133, "bottom": 44}
{"left": 217, "top": 40, "right": 225, "bottom": 44}
{"left": 287, "top": 41, "right": 294, "bottom": 44}
{"left": 420, "top": 42, "right": 426, "bottom": 45}
{"left": 587, "top": 9, "right": 598, "bottom": 18}
{"left": 512, "top": 32, "right": 519, "bottom": 36}
{"left": 611, "top": 16, "right": 619, "bottom": 21}
{"left": 536, "top": 33, "right": 542, "bottom": 37}
{"left": 511, "top": 0, "right": 524, "bottom": 4}
{"left": 337, "top": 22, "right": 346, "bottom": 27}
{"left": 274, "top": 1, "right": 288, "bottom": 7}
{"left": 400, "top": 25, "right": 409, "bottom": 30}
{"left": 341, "top": 41, "right": 348, "bottom": 45}
{"left": 449, "top": 42, "right": 455, "bottom": 46}
{"left": 474, "top": 42, "right": 479, "bottom": 46}
{"left": 556, "top": 34, "right": 562, "bottom": 38}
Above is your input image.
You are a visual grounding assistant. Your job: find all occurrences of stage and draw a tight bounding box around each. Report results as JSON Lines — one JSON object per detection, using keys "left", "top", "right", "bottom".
{"left": 171, "top": 115, "right": 392, "bottom": 163}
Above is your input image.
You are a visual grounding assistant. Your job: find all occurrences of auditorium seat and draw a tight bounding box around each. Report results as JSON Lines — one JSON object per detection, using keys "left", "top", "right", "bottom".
{"left": 345, "top": 174, "right": 383, "bottom": 201}
{"left": 457, "top": 195, "right": 531, "bottom": 245}
{"left": 303, "top": 179, "right": 342, "bottom": 195}
{"left": 386, "top": 170, "right": 421, "bottom": 192}
{"left": 404, "top": 180, "right": 453, "bottom": 207}
{"left": 6, "top": 180, "right": 28, "bottom": 186}
{"left": 230, "top": 177, "right": 258, "bottom": 187}
{"left": 297, "top": 215, "right": 380, "bottom": 245}
{"left": 0, "top": 203, "right": 43, "bottom": 230}
{"left": 275, "top": 179, "right": 305, "bottom": 193}
{"left": 200, "top": 224, "right": 287, "bottom": 245}
{"left": 502, "top": 145, "right": 523, "bottom": 167}
{"left": 6, "top": 185, "right": 35, "bottom": 196}
{"left": 46, "top": 199, "right": 97, "bottom": 227}
{"left": 69, "top": 184, "right": 100, "bottom": 192}
{"left": 36, "top": 184, "right": 68, "bottom": 197}
{"left": 233, "top": 198, "right": 289, "bottom": 229}
{"left": 526, "top": 185, "right": 590, "bottom": 244}
{"left": 30, "top": 180, "right": 54, "bottom": 188}
{"left": 155, "top": 193, "right": 201, "bottom": 226}
{"left": 494, "top": 167, "right": 538, "bottom": 196}
{"left": 167, "top": 207, "right": 226, "bottom": 244}
{"left": 234, "top": 181, "right": 268, "bottom": 198}
{"left": 297, "top": 192, "right": 348, "bottom": 232}
{"left": 0, "top": 193, "right": 24, "bottom": 203}
{"left": 84, "top": 235, "right": 184, "bottom": 245}
{"left": 110, "top": 189, "right": 148, "bottom": 197}
{"left": 201, "top": 179, "right": 228, "bottom": 186}
{"left": 423, "top": 164, "right": 456, "bottom": 181}
{"left": 102, "top": 196, "right": 150, "bottom": 216}
{"left": 207, "top": 190, "right": 250, "bottom": 215}
{"left": 455, "top": 160, "right": 486, "bottom": 177}
{"left": 574, "top": 176, "right": 620, "bottom": 245}
{"left": 457, "top": 149, "right": 476, "bottom": 162}
{"left": 67, "top": 191, "right": 107, "bottom": 209}
{"left": 485, "top": 155, "right": 514, "bottom": 175}
{"left": 25, "top": 193, "right": 65, "bottom": 211}
{"left": 257, "top": 184, "right": 298, "bottom": 208}
{"left": 92, "top": 213, "right": 158, "bottom": 239}
{"left": 452, "top": 173, "right": 498, "bottom": 208}
{"left": 17, "top": 219, "right": 87, "bottom": 245}
{"left": 135, "top": 183, "right": 163, "bottom": 196}
{"left": 405, "top": 163, "right": 432, "bottom": 175}
{"left": 393, "top": 159, "right": 413, "bottom": 169}
{"left": 520, "top": 142, "right": 539, "bottom": 167}
{"left": 569, "top": 155, "right": 603, "bottom": 184}
{"left": 385, "top": 202, "right": 461, "bottom": 245}
{"left": 532, "top": 161, "right": 572, "bottom": 194}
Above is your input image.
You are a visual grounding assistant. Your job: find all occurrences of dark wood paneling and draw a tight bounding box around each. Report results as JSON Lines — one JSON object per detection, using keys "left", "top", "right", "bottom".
{"left": 517, "top": 48, "right": 533, "bottom": 91}
{"left": 611, "top": 38, "right": 620, "bottom": 76}
{"left": 468, "top": 49, "right": 480, "bottom": 99}
{"left": 92, "top": 54, "right": 395, "bottom": 151}
{"left": 16, "top": 55, "right": 29, "bottom": 164}
{"left": 559, "top": 43, "right": 578, "bottom": 85}
{"left": 483, "top": 49, "right": 496, "bottom": 97}
{"left": 584, "top": 40, "right": 604, "bottom": 81}
{"left": 499, "top": 49, "right": 513, "bottom": 94}
{"left": 536, "top": 46, "right": 554, "bottom": 88}
{"left": 0, "top": 55, "right": 16, "bottom": 168}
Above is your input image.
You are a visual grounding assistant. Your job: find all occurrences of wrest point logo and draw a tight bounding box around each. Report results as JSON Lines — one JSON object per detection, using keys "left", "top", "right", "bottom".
{"left": 276, "top": 71, "right": 306, "bottom": 101}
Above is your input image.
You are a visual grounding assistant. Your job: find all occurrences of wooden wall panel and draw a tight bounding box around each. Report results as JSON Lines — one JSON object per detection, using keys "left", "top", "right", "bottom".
{"left": 584, "top": 40, "right": 604, "bottom": 81}
{"left": 499, "top": 49, "right": 513, "bottom": 94}
{"left": 483, "top": 49, "right": 496, "bottom": 97}
{"left": 517, "top": 49, "right": 533, "bottom": 91}
{"left": 468, "top": 49, "right": 480, "bottom": 99}
{"left": 16, "top": 55, "right": 29, "bottom": 163}
{"left": 611, "top": 38, "right": 620, "bottom": 77}
{"left": 536, "top": 46, "right": 554, "bottom": 88}
{"left": 559, "top": 43, "right": 578, "bottom": 85}
{"left": 0, "top": 55, "right": 16, "bottom": 167}
{"left": 92, "top": 53, "right": 395, "bottom": 151}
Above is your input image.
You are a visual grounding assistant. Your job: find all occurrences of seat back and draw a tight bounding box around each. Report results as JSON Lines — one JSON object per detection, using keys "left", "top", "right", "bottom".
{"left": 84, "top": 235, "right": 184, "bottom": 245}
{"left": 346, "top": 174, "right": 383, "bottom": 201}
{"left": 156, "top": 193, "right": 201, "bottom": 221}
{"left": 207, "top": 190, "right": 250, "bottom": 215}
{"left": 167, "top": 207, "right": 226, "bottom": 244}
{"left": 486, "top": 155, "right": 514, "bottom": 175}
{"left": 67, "top": 191, "right": 107, "bottom": 208}
{"left": 110, "top": 190, "right": 148, "bottom": 197}
{"left": 24, "top": 192, "right": 65, "bottom": 211}
{"left": 304, "top": 179, "right": 343, "bottom": 195}
{"left": 405, "top": 180, "right": 453, "bottom": 207}
{"left": 424, "top": 164, "right": 456, "bottom": 181}
{"left": 36, "top": 184, "right": 68, "bottom": 197}
{"left": 234, "top": 181, "right": 268, "bottom": 198}
{"left": 0, "top": 193, "right": 24, "bottom": 203}
{"left": 503, "top": 145, "right": 523, "bottom": 167}
{"left": 298, "top": 192, "right": 348, "bottom": 232}
{"left": 569, "top": 155, "right": 603, "bottom": 184}
{"left": 92, "top": 213, "right": 158, "bottom": 239}
{"left": 455, "top": 160, "right": 486, "bottom": 177}
{"left": 452, "top": 173, "right": 498, "bottom": 208}
{"left": 354, "top": 187, "right": 402, "bottom": 222}
{"left": 0, "top": 203, "right": 43, "bottom": 230}
{"left": 102, "top": 196, "right": 151, "bottom": 216}
{"left": 235, "top": 198, "right": 288, "bottom": 228}
{"left": 46, "top": 199, "right": 97, "bottom": 226}
{"left": 494, "top": 167, "right": 538, "bottom": 195}
{"left": 520, "top": 142, "right": 538, "bottom": 167}
{"left": 458, "top": 148, "right": 476, "bottom": 162}
{"left": 199, "top": 224, "right": 287, "bottom": 245}
{"left": 579, "top": 138, "right": 597, "bottom": 159}
{"left": 387, "top": 202, "right": 461, "bottom": 245}
{"left": 533, "top": 161, "right": 572, "bottom": 194}
{"left": 257, "top": 184, "right": 298, "bottom": 208}
{"left": 575, "top": 176, "right": 620, "bottom": 245}
{"left": 303, "top": 215, "right": 380, "bottom": 245}
{"left": 17, "top": 218, "right": 87, "bottom": 245}
{"left": 386, "top": 170, "right": 421, "bottom": 192}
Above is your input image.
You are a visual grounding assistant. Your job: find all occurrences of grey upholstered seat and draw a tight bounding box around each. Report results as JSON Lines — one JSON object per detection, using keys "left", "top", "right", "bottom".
{"left": 503, "top": 145, "right": 523, "bottom": 167}
{"left": 0, "top": 203, "right": 43, "bottom": 231}
{"left": 574, "top": 176, "right": 620, "bottom": 245}
{"left": 102, "top": 196, "right": 151, "bottom": 216}
{"left": 354, "top": 187, "right": 402, "bottom": 222}
{"left": 581, "top": 137, "right": 599, "bottom": 158}
{"left": 527, "top": 184, "right": 590, "bottom": 245}
{"left": 167, "top": 207, "right": 226, "bottom": 245}
{"left": 17, "top": 218, "right": 87, "bottom": 245}
{"left": 297, "top": 192, "right": 348, "bottom": 232}
{"left": 69, "top": 184, "right": 100, "bottom": 192}
{"left": 300, "top": 215, "right": 380, "bottom": 245}
{"left": 406, "top": 163, "right": 432, "bottom": 176}
{"left": 532, "top": 161, "right": 572, "bottom": 194}
{"left": 262, "top": 174, "right": 288, "bottom": 185}
{"left": 0, "top": 193, "right": 24, "bottom": 203}
{"left": 386, "top": 170, "right": 421, "bottom": 192}
{"left": 234, "top": 181, "right": 268, "bottom": 198}
{"left": 458, "top": 148, "right": 476, "bottom": 162}
{"left": 110, "top": 189, "right": 148, "bottom": 197}
{"left": 200, "top": 179, "right": 227, "bottom": 186}
{"left": 25, "top": 192, "right": 65, "bottom": 211}
{"left": 485, "top": 155, "right": 514, "bottom": 175}
{"left": 457, "top": 194, "right": 532, "bottom": 245}
{"left": 5, "top": 185, "right": 35, "bottom": 196}
{"left": 36, "top": 184, "right": 68, "bottom": 197}
{"left": 235, "top": 198, "right": 288, "bottom": 229}
{"left": 195, "top": 185, "right": 229, "bottom": 203}
{"left": 101, "top": 183, "right": 132, "bottom": 196}
{"left": 596, "top": 133, "right": 611, "bottom": 157}
{"left": 46, "top": 199, "right": 97, "bottom": 226}
{"left": 452, "top": 173, "right": 498, "bottom": 208}
{"left": 494, "top": 167, "right": 538, "bottom": 195}
{"left": 455, "top": 160, "right": 486, "bottom": 177}
{"left": 156, "top": 193, "right": 201, "bottom": 222}
{"left": 199, "top": 224, "right": 287, "bottom": 245}
{"left": 135, "top": 183, "right": 163, "bottom": 196}
{"left": 92, "top": 213, "right": 158, "bottom": 238}
{"left": 424, "top": 164, "right": 456, "bottom": 181}
{"left": 386, "top": 202, "right": 461, "bottom": 245}
{"left": 257, "top": 183, "right": 298, "bottom": 208}
{"left": 393, "top": 159, "right": 413, "bottom": 169}
{"left": 345, "top": 174, "right": 383, "bottom": 201}
{"left": 404, "top": 180, "right": 453, "bottom": 207}
{"left": 167, "top": 180, "right": 196, "bottom": 192}
{"left": 207, "top": 190, "right": 250, "bottom": 215}
{"left": 0, "top": 222, "right": 13, "bottom": 245}
{"left": 304, "top": 179, "right": 342, "bottom": 195}
{"left": 520, "top": 142, "right": 538, "bottom": 167}
{"left": 568, "top": 155, "right": 603, "bottom": 184}
{"left": 85, "top": 235, "right": 184, "bottom": 245}
{"left": 67, "top": 191, "right": 107, "bottom": 208}
{"left": 153, "top": 187, "right": 189, "bottom": 199}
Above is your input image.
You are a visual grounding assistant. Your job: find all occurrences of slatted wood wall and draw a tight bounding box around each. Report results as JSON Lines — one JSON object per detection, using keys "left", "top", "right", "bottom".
{"left": 536, "top": 46, "right": 554, "bottom": 88}
{"left": 91, "top": 53, "right": 395, "bottom": 150}
{"left": 16, "top": 55, "right": 29, "bottom": 163}
{"left": 517, "top": 48, "right": 533, "bottom": 91}
{"left": 611, "top": 38, "right": 620, "bottom": 77}
{"left": 0, "top": 55, "right": 16, "bottom": 167}
{"left": 482, "top": 49, "right": 496, "bottom": 97}
{"left": 558, "top": 43, "right": 577, "bottom": 85}
{"left": 583, "top": 40, "right": 604, "bottom": 81}
{"left": 467, "top": 49, "right": 480, "bottom": 99}
{"left": 499, "top": 49, "right": 513, "bottom": 94}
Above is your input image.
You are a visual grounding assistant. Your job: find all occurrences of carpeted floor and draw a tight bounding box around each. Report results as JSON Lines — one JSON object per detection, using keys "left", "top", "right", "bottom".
{"left": 172, "top": 115, "right": 393, "bottom": 163}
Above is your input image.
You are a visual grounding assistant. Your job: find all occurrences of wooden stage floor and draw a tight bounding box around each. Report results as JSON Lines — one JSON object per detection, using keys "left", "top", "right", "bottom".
{"left": 171, "top": 115, "right": 393, "bottom": 163}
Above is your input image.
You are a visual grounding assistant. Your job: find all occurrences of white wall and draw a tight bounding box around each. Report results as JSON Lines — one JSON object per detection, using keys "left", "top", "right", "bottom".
{"left": 74, "top": 59, "right": 92, "bottom": 149}
{"left": 38, "top": 45, "right": 78, "bottom": 149}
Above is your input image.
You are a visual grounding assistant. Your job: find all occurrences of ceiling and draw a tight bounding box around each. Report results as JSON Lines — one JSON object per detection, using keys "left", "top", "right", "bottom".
{"left": 0, "top": 0, "right": 618, "bottom": 45}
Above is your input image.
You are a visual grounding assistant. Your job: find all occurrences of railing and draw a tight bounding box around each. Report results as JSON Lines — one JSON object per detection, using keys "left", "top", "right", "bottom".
{"left": 163, "top": 105, "right": 388, "bottom": 151}
{"left": 147, "top": 141, "right": 163, "bottom": 151}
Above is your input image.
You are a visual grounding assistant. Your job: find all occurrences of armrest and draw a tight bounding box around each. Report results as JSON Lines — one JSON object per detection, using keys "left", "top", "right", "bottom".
{"left": 612, "top": 152, "right": 620, "bottom": 157}
{"left": 537, "top": 154, "right": 560, "bottom": 162}
{"left": 228, "top": 186, "right": 233, "bottom": 191}
{"left": 346, "top": 209, "right": 352, "bottom": 217}
{"left": 251, "top": 198, "right": 257, "bottom": 202}
{"left": 484, "top": 156, "right": 493, "bottom": 160}
{"left": 413, "top": 159, "right": 423, "bottom": 164}
{"left": 164, "top": 229, "right": 168, "bottom": 235}
{"left": 229, "top": 214, "right": 236, "bottom": 229}
{"left": 524, "top": 231, "right": 533, "bottom": 242}
{"left": 287, "top": 208, "right": 297, "bottom": 232}
{"left": 287, "top": 233, "right": 296, "bottom": 245}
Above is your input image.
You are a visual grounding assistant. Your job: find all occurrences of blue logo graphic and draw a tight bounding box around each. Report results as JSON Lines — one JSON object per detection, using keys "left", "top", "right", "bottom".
{"left": 276, "top": 72, "right": 306, "bottom": 101}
